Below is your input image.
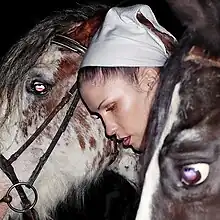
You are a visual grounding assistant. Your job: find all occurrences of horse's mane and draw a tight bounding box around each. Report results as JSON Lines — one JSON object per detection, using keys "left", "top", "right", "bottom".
{"left": 0, "top": 3, "right": 109, "bottom": 123}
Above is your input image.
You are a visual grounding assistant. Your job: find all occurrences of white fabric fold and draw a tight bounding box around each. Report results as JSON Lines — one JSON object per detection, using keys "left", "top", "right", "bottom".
{"left": 81, "top": 4, "right": 176, "bottom": 67}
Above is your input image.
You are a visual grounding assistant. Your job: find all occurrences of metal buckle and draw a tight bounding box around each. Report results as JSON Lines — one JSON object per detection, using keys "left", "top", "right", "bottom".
{"left": 0, "top": 182, "right": 38, "bottom": 213}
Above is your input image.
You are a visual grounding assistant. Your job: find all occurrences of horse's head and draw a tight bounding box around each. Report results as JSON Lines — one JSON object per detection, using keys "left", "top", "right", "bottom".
{"left": 0, "top": 4, "right": 139, "bottom": 220}
{"left": 136, "top": 0, "right": 220, "bottom": 219}
{"left": 0, "top": 5, "right": 105, "bottom": 152}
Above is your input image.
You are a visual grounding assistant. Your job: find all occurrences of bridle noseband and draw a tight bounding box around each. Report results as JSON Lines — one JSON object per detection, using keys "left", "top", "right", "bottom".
{"left": 51, "top": 34, "right": 87, "bottom": 54}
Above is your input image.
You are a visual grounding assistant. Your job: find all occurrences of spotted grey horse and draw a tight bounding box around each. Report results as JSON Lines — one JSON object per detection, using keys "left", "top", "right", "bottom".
{"left": 0, "top": 3, "right": 140, "bottom": 220}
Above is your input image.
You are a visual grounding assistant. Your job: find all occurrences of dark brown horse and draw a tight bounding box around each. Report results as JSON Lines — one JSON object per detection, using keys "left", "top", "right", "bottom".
{"left": 136, "top": 0, "right": 220, "bottom": 219}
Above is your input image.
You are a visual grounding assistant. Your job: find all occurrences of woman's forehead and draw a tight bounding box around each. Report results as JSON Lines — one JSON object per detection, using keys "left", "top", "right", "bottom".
{"left": 81, "top": 76, "right": 133, "bottom": 92}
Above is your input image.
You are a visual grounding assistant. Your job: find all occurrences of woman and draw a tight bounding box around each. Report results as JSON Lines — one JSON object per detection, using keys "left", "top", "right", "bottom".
{"left": 77, "top": 4, "right": 176, "bottom": 152}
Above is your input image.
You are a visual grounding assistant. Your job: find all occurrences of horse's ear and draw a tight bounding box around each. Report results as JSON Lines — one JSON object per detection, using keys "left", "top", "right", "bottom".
{"left": 66, "top": 9, "right": 107, "bottom": 48}
{"left": 166, "top": 0, "right": 220, "bottom": 54}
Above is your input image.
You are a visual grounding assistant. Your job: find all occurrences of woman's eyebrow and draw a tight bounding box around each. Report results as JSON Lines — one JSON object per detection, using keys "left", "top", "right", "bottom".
{"left": 98, "top": 98, "right": 107, "bottom": 110}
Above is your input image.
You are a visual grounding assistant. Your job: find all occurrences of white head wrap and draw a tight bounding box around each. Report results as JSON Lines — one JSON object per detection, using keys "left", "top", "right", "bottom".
{"left": 80, "top": 4, "right": 176, "bottom": 67}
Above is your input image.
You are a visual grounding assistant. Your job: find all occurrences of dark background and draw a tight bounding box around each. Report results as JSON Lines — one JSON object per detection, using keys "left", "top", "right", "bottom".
{"left": 0, "top": 0, "right": 184, "bottom": 58}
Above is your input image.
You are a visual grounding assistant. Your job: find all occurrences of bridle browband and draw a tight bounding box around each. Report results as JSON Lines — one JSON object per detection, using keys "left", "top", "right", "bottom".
{"left": 51, "top": 34, "right": 87, "bottom": 54}
{"left": 0, "top": 11, "right": 108, "bottom": 220}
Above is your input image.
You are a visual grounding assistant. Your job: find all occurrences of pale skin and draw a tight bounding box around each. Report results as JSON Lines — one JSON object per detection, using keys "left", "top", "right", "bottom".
{"left": 80, "top": 67, "right": 160, "bottom": 151}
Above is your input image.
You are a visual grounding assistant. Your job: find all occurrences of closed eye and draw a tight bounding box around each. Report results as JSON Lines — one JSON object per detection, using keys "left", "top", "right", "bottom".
{"left": 106, "top": 103, "right": 116, "bottom": 112}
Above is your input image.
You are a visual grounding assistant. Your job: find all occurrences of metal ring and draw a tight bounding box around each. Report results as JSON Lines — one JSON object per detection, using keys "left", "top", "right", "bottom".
{"left": 5, "top": 182, "right": 38, "bottom": 213}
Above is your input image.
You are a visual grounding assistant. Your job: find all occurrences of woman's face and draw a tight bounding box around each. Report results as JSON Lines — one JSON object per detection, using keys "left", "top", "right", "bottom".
{"left": 80, "top": 74, "right": 157, "bottom": 151}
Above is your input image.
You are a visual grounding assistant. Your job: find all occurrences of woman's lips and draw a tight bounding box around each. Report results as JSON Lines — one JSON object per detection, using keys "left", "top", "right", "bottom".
{"left": 122, "top": 136, "right": 131, "bottom": 146}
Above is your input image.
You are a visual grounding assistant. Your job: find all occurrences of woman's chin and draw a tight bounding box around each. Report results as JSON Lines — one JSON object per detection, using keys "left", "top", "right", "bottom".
{"left": 129, "top": 144, "right": 143, "bottom": 154}
{"left": 131, "top": 141, "right": 146, "bottom": 153}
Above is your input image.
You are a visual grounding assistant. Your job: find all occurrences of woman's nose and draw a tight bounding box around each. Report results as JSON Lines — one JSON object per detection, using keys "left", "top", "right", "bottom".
{"left": 104, "top": 119, "right": 117, "bottom": 137}
{"left": 106, "top": 126, "right": 116, "bottom": 136}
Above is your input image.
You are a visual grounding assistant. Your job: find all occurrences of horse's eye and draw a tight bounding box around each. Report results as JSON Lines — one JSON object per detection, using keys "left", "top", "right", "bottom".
{"left": 27, "top": 81, "right": 52, "bottom": 95}
{"left": 180, "top": 163, "right": 209, "bottom": 186}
